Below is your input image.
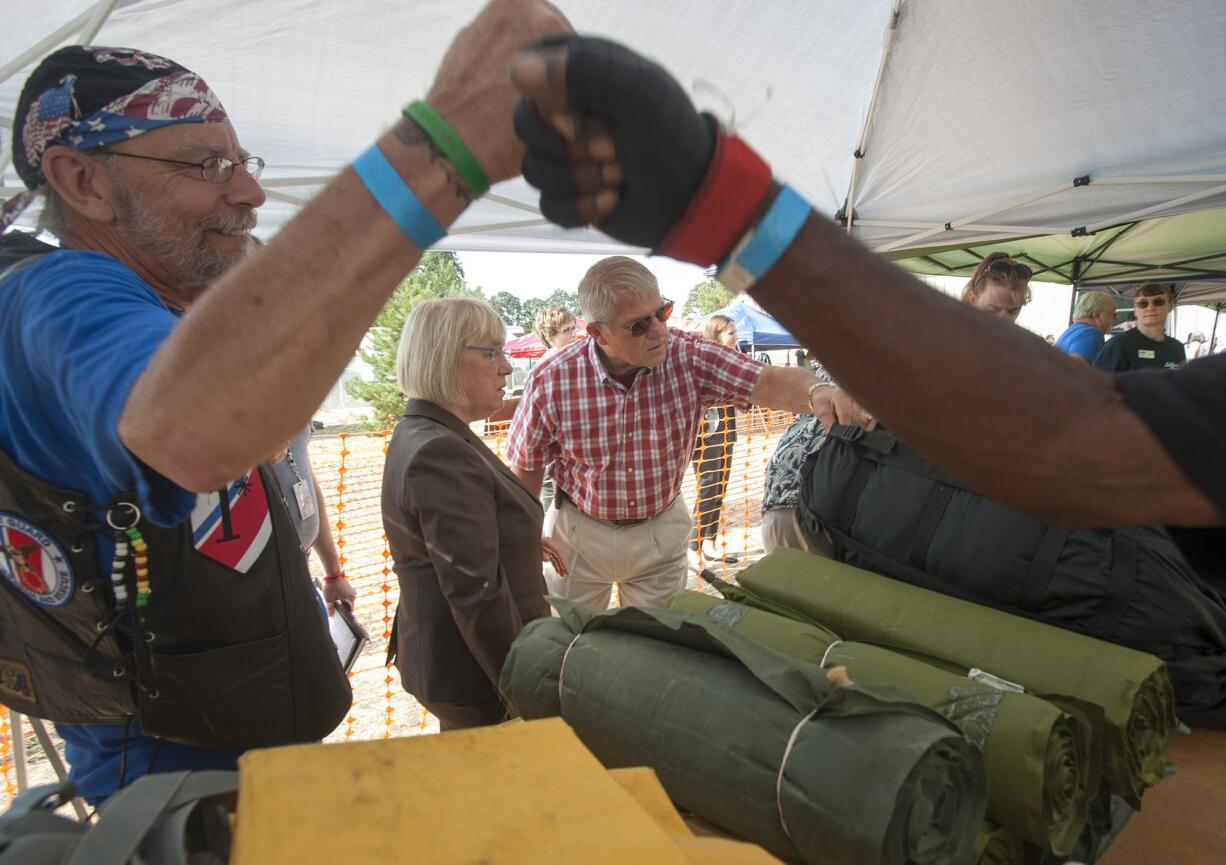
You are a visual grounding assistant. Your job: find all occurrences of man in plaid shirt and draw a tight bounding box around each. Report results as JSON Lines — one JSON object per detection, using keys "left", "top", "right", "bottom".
{"left": 507, "top": 256, "right": 871, "bottom": 610}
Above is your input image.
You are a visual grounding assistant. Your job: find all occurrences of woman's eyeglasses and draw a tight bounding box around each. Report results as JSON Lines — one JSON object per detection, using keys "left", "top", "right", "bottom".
{"left": 1134, "top": 297, "right": 1168, "bottom": 310}
{"left": 621, "top": 299, "right": 674, "bottom": 338}
{"left": 465, "top": 345, "right": 511, "bottom": 361}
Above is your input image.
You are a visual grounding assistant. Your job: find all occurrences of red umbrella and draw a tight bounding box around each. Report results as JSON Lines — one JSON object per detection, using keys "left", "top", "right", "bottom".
{"left": 506, "top": 319, "right": 587, "bottom": 359}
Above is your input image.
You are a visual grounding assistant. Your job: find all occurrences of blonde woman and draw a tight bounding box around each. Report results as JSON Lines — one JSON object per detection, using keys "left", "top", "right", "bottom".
{"left": 382, "top": 297, "right": 565, "bottom": 731}
{"left": 533, "top": 303, "right": 582, "bottom": 357}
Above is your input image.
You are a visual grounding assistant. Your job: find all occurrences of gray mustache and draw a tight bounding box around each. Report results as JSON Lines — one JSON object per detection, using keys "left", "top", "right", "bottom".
{"left": 201, "top": 209, "right": 257, "bottom": 234}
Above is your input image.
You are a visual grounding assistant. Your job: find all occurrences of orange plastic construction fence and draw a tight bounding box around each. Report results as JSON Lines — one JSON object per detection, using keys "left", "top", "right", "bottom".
{"left": 0, "top": 407, "right": 796, "bottom": 807}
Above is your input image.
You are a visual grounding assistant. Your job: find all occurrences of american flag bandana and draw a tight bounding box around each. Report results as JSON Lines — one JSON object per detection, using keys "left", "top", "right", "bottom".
{"left": 2, "top": 46, "right": 228, "bottom": 229}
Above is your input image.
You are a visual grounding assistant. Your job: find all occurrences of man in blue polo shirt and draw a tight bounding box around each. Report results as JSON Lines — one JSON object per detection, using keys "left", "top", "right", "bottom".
{"left": 1054, "top": 291, "right": 1116, "bottom": 362}
{"left": 0, "top": 0, "right": 572, "bottom": 803}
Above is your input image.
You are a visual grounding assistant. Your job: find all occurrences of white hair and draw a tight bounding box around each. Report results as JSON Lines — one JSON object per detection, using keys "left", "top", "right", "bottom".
{"left": 396, "top": 297, "right": 505, "bottom": 406}
{"left": 1073, "top": 291, "right": 1115, "bottom": 320}
{"left": 578, "top": 256, "right": 659, "bottom": 323}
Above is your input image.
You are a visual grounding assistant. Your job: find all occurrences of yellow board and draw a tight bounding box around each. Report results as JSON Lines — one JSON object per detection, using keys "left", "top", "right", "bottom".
{"left": 231, "top": 718, "right": 694, "bottom": 865}
{"left": 673, "top": 837, "right": 789, "bottom": 865}
{"left": 607, "top": 767, "right": 694, "bottom": 838}
{"left": 606, "top": 767, "right": 786, "bottom": 865}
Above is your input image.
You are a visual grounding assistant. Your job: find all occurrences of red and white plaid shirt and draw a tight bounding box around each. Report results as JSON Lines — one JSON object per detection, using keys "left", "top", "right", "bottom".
{"left": 507, "top": 328, "right": 763, "bottom": 521}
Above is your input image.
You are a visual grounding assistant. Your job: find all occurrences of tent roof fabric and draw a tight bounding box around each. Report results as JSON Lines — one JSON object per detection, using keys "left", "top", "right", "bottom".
{"left": 4, "top": 1, "right": 1226, "bottom": 274}
{"left": 505, "top": 319, "right": 588, "bottom": 358}
{"left": 709, "top": 301, "right": 802, "bottom": 350}
{"left": 892, "top": 209, "right": 1226, "bottom": 291}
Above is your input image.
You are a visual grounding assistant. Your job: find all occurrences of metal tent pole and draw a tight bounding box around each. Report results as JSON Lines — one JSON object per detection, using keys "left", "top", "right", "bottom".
{"left": 9, "top": 710, "right": 27, "bottom": 792}
{"left": 842, "top": 0, "right": 903, "bottom": 235}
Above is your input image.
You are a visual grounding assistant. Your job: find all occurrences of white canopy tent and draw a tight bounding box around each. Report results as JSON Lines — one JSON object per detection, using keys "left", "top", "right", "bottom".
{"left": 3, "top": 0, "right": 1226, "bottom": 264}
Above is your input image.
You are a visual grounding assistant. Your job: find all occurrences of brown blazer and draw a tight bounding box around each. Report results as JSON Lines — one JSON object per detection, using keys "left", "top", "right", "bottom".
{"left": 382, "top": 399, "right": 549, "bottom": 705}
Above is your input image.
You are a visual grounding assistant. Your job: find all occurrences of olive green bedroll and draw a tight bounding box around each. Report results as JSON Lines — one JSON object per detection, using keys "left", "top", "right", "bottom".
{"left": 973, "top": 823, "right": 1023, "bottom": 865}
{"left": 731, "top": 548, "right": 1175, "bottom": 806}
{"left": 500, "top": 600, "right": 988, "bottom": 865}
{"left": 667, "top": 589, "right": 1098, "bottom": 855}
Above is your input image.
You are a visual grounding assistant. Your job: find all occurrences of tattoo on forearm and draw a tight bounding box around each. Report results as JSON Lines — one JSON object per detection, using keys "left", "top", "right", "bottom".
{"left": 393, "top": 119, "right": 474, "bottom": 203}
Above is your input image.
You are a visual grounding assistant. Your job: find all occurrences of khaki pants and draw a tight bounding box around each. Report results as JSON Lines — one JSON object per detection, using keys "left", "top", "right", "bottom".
{"left": 544, "top": 496, "right": 691, "bottom": 611}
{"left": 760, "top": 507, "right": 833, "bottom": 557}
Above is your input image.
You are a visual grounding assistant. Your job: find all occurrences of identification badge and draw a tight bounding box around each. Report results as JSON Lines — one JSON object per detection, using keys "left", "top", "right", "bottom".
{"left": 293, "top": 480, "right": 317, "bottom": 519}
{"left": 1138, "top": 349, "right": 1156, "bottom": 359}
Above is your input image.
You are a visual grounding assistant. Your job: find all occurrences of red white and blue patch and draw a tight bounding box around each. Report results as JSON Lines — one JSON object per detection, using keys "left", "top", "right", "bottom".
{"left": 189, "top": 470, "right": 272, "bottom": 573}
{"left": 0, "top": 513, "right": 75, "bottom": 608}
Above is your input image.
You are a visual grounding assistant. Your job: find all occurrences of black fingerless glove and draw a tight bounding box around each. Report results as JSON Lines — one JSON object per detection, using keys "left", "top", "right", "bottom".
{"left": 515, "top": 36, "right": 772, "bottom": 266}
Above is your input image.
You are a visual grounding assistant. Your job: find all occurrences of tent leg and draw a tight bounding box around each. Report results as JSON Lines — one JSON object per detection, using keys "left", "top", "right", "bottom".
{"left": 9, "top": 710, "right": 27, "bottom": 792}
{"left": 28, "top": 717, "right": 89, "bottom": 821}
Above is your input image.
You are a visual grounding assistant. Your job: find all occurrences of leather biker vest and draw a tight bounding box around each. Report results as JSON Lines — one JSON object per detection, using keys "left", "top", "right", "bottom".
{"left": 0, "top": 447, "right": 351, "bottom": 747}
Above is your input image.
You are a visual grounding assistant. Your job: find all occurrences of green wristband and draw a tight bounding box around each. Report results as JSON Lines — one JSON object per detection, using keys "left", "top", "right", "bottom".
{"left": 403, "top": 99, "right": 490, "bottom": 198}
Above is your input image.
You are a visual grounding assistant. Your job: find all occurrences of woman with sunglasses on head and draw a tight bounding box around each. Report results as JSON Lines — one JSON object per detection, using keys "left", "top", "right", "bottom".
{"left": 961, "top": 252, "right": 1033, "bottom": 323}
{"left": 1094, "top": 284, "right": 1186, "bottom": 373}
{"left": 381, "top": 297, "right": 566, "bottom": 731}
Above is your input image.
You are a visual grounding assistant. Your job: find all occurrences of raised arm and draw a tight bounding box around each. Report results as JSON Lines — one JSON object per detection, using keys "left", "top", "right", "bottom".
{"left": 508, "top": 35, "right": 1221, "bottom": 529}
{"left": 119, "top": 0, "right": 572, "bottom": 492}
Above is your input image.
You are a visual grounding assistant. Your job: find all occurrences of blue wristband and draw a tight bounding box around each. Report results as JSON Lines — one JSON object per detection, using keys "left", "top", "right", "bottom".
{"left": 352, "top": 144, "right": 446, "bottom": 249}
{"left": 717, "top": 185, "right": 811, "bottom": 293}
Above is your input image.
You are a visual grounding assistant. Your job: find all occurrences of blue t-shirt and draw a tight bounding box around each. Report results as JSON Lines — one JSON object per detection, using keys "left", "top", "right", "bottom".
{"left": 0, "top": 249, "right": 244, "bottom": 803}
{"left": 1054, "top": 322, "right": 1105, "bottom": 362}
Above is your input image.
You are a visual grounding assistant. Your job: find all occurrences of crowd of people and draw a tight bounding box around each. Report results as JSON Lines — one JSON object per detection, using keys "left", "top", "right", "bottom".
{"left": 0, "top": 0, "right": 1222, "bottom": 817}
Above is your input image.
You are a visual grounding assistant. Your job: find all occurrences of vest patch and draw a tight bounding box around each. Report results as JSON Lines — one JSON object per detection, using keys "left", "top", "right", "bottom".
{"left": 0, "top": 658, "right": 35, "bottom": 703}
{"left": 0, "top": 512, "right": 75, "bottom": 607}
{"left": 189, "top": 470, "right": 272, "bottom": 573}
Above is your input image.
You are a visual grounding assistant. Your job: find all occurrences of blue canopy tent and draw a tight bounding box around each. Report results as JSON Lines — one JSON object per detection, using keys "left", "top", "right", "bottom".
{"left": 707, "top": 302, "right": 804, "bottom": 352}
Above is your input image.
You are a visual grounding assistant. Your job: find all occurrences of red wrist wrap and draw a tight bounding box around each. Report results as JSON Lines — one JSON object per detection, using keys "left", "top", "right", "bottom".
{"left": 655, "top": 131, "right": 772, "bottom": 267}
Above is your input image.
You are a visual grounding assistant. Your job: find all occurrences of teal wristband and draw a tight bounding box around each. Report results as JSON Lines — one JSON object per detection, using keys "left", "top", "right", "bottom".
{"left": 717, "top": 185, "right": 811, "bottom": 293}
{"left": 352, "top": 144, "right": 446, "bottom": 249}
{"left": 403, "top": 99, "right": 490, "bottom": 198}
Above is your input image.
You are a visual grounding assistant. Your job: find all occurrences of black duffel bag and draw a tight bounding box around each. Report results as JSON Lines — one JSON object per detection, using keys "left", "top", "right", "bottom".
{"left": 797, "top": 424, "right": 1226, "bottom": 728}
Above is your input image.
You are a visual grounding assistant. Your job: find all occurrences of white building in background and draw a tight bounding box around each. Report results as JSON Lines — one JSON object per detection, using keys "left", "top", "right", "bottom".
{"left": 317, "top": 354, "right": 375, "bottom": 425}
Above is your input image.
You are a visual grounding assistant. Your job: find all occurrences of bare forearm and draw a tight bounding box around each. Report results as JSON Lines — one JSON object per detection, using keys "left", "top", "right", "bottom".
{"left": 512, "top": 465, "right": 544, "bottom": 498}
{"left": 120, "top": 122, "right": 462, "bottom": 490}
{"left": 750, "top": 366, "right": 818, "bottom": 415}
{"left": 118, "top": 0, "right": 574, "bottom": 491}
{"left": 312, "top": 479, "right": 343, "bottom": 574}
{"left": 751, "top": 211, "right": 1220, "bottom": 527}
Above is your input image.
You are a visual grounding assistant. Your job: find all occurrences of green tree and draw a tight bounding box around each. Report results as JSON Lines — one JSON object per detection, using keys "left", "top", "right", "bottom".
{"left": 544, "top": 288, "right": 582, "bottom": 317}
{"left": 344, "top": 252, "right": 481, "bottom": 430}
{"left": 520, "top": 297, "right": 549, "bottom": 332}
{"left": 683, "top": 276, "right": 734, "bottom": 317}
{"left": 489, "top": 291, "right": 523, "bottom": 328}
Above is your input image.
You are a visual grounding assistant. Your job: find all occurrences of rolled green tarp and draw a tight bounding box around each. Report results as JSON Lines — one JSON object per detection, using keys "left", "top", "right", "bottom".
{"left": 501, "top": 599, "right": 988, "bottom": 865}
{"left": 973, "top": 823, "right": 1023, "bottom": 865}
{"left": 733, "top": 548, "right": 1175, "bottom": 805}
{"left": 667, "top": 590, "right": 1097, "bottom": 855}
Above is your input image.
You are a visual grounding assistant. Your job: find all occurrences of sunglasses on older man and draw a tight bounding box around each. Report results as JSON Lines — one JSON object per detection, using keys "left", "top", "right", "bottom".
{"left": 620, "top": 299, "right": 675, "bottom": 338}
{"left": 1133, "top": 296, "right": 1168, "bottom": 310}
